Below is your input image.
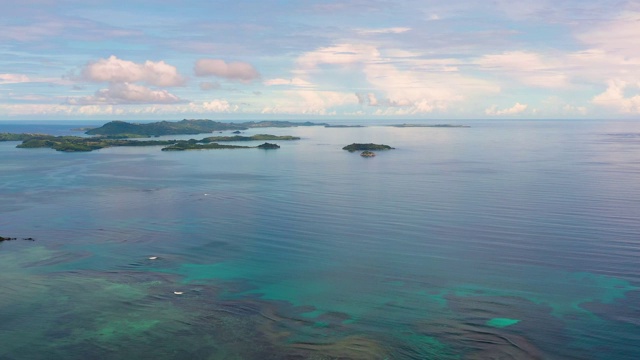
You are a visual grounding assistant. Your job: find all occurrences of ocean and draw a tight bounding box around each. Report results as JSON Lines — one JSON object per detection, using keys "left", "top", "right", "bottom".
{"left": 1, "top": 119, "right": 639, "bottom": 359}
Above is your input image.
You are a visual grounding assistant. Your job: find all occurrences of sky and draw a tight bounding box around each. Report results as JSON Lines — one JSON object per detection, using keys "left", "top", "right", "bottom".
{"left": 1, "top": 0, "right": 639, "bottom": 121}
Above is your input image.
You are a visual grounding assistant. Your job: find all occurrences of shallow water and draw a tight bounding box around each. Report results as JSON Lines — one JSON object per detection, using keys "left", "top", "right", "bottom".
{"left": 1, "top": 120, "right": 639, "bottom": 359}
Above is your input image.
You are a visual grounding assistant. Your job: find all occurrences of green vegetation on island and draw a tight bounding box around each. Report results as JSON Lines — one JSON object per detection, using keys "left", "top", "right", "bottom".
{"left": 2, "top": 132, "right": 295, "bottom": 152}
{"left": 86, "top": 119, "right": 327, "bottom": 136}
{"left": 161, "top": 142, "right": 251, "bottom": 151}
{"left": 14, "top": 135, "right": 176, "bottom": 152}
{"left": 161, "top": 141, "right": 281, "bottom": 151}
{"left": 256, "top": 142, "right": 280, "bottom": 149}
{"left": 201, "top": 134, "right": 300, "bottom": 142}
{"left": 0, "top": 133, "right": 47, "bottom": 141}
{"left": 342, "top": 143, "right": 395, "bottom": 152}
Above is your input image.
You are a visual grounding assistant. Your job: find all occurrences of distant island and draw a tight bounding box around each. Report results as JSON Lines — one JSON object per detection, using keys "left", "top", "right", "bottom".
{"left": 388, "top": 124, "right": 470, "bottom": 128}
{"left": 0, "top": 133, "right": 295, "bottom": 152}
{"left": 342, "top": 143, "right": 395, "bottom": 152}
{"left": 86, "top": 119, "right": 327, "bottom": 137}
{"left": 325, "top": 125, "right": 366, "bottom": 128}
{"left": 360, "top": 151, "right": 376, "bottom": 157}
{"left": 161, "top": 142, "right": 280, "bottom": 151}
{"left": 201, "top": 134, "right": 300, "bottom": 142}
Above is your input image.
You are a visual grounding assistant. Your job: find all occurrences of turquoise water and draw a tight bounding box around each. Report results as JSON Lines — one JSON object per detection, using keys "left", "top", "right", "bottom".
{"left": 1, "top": 120, "right": 639, "bottom": 359}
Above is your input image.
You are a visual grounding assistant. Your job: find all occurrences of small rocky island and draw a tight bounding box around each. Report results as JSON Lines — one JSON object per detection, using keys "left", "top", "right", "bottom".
{"left": 360, "top": 151, "right": 376, "bottom": 157}
{"left": 342, "top": 143, "right": 395, "bottom": 152}
{"left": 0, "top": 236, "right": 35, "bottom": 242}
{"left": 257, "top": 142, "right": 280, "bottom": 149}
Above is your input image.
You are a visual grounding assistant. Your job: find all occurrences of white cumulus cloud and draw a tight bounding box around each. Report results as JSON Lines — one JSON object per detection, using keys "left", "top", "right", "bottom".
{"left": 485, "top": 102, "right": 528, "bottom": 116}
{"left": 592, "top": 80, "right": 640, "bottom": 114}
{"left": 81, "top": 55, "right": 186, "bottom": 87}
{"left": 194, "top": 59, "right": 260, "bottom": 82}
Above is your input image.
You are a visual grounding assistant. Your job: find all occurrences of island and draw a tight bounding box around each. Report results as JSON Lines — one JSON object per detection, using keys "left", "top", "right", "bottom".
{"left": 1, "top": 133, "right": 296, "bottom": 152}
{"left": 85, "top": 119, "right": 327, "bottom": 137}
{"left": 0, "top": 133, "right": 46, "bottom": 141}
{"left": 342, "top": 143, "right": 395, "bottom": 152}
{"left": 388, "top": 124, "right": 469, "bottom": 128}
{"left": 325, "top": 125, "right": 366, "bottom": 128}
{"left": 360, "top": 151, "right": 376, "bottom": 157}
{"left": 0, "top": 236, "right": 34, "bottom": 242}
{"left": 15, "top": 135, "right": 177, "bottom": 152}
{"left": 200, "top": 134, "right": 300, "bottom": 142}
{"left": 161, "top": 142, "right": 252, "bottom": 151}
{"left": 161, "top": 142, "right": 281, "bottom": 151}
{"left": 256, "top": 142, "right": 280, "bottom": 149}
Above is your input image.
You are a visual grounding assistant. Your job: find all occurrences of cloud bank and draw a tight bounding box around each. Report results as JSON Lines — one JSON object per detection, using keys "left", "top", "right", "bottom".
{"left": 69, "top": 83, "right": 183, "bottom": 105}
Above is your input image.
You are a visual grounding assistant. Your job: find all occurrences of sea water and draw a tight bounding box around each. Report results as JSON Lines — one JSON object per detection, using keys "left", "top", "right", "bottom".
{"left": 1, "top": 120, "right": 639, "bottom": 359}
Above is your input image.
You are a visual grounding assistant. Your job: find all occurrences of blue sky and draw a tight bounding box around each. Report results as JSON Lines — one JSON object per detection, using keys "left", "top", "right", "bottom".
{"left": 1, "top": 0, "right": 639, "bottom": 120}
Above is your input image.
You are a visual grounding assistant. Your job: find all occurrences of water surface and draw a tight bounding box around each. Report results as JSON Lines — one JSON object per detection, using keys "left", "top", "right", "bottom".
{"left": 1, "top": 120, "right": 639, "bottom": 359}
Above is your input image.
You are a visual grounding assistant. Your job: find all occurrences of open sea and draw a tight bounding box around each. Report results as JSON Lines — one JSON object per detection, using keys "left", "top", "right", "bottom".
{"left": 1, "top": 119, "right": 639, "bottom": 359}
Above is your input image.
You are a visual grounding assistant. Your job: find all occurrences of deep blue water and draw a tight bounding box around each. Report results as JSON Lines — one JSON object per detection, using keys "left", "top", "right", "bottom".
{"left": 1, "top": 120, "right": 639, "bottom": 359}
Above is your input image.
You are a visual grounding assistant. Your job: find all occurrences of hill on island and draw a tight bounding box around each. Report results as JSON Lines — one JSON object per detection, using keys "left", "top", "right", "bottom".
{"left": 86, "top": 120, "right": 327, "bottom": 136}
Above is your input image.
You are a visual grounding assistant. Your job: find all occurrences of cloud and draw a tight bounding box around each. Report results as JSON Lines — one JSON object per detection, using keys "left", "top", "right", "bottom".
{"left": 355, "top": 92, "right": 379, "bottom": 106}
{"left": 356, "top": 27, "right": 411, "bottom": 35}
{"left": 294, "top": 43, "right": 498, "bottom": 114}
{"left": 261, "top": 90, "right": 357, "bottom": 115}
{"left": 0, "top": 74, "right": 31, "bottom": 84}
{"left": 199, "top": 81, "right": 221, "bottom": 90}
{"left": 0, "top": 100, "right": 241, "bottom": 117}
{"left": 194, "top": 59, "right": 260, "bottom": 82}
{"left": 476, "top": 51, "right": 568, "bottom": 88}
{"left": 69, "top": 83, "right": 183, "bottom": 105}
{"left": 592, "top": 80, "right": 640, "bottom": 113}
{"left": 264, "top": 77, "right": 313, "bottom": 87}
{"left": 576, "top": 11, "right": 640, "bottom": 59}
{"left": 202, "top": 100, "right": 232, "bottom": 112}
{"left": 485, "top": 102, "right": 528, "bottom": 116}
{"left": 296, "top": 43, "right": 380, "bottom": 70}
{"left": 81, "top": 56, "right": 186, "bottom": 87}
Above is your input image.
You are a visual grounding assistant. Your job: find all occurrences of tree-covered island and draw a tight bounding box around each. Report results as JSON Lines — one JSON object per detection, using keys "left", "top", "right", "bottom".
{"left": 1, "top": 133, "right": 296, "bottom": 152}
{"left": 342, "top": 143, "right": 395, "bottom": 152}
{"left": 200, "top": 134, "right": 300, "bottom": 142}
{"left": 161, "top": 141, "right": 281, "bottom": 151}
{"left": 85, "top": 119, "right": 326, "bottom": 136}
